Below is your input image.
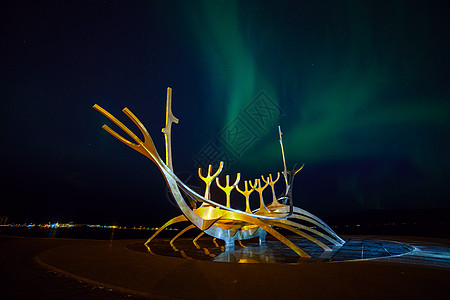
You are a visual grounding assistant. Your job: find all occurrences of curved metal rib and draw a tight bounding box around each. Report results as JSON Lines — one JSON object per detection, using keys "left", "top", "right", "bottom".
{"left": 95, "top": 96, "right": 343, "bottom": 258}
{"left": 170, "top": 224, "right": 195, "bottom": 251}
{"left": 144, "top": 214, "right": 187, "bottom": 246}
{"left": 193, "top": 232, "right": 205, "bottom": 249}
{"left": 266, "top": 220, "right": 331, "bottom": 251}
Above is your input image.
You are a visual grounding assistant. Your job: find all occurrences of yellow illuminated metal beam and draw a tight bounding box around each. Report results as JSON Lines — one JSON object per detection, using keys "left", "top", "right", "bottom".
{"left": 95, "top": 88, "right": 344, "bottom": 259}
{"left": 162, "top": 87, "right": 179, "bottom": 171}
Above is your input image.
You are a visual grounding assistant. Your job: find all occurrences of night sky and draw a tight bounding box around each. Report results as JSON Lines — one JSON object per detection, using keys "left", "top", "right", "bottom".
{"left": 2, "top": 0, "right": 449, "bottom": 226}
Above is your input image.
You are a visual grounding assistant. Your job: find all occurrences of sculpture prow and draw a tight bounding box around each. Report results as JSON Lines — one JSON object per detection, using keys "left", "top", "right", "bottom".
{"left": 94, "top": 87, "right": 344, "bottom": 258}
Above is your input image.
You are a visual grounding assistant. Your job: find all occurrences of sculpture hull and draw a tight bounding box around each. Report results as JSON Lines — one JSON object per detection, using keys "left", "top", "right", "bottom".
{"left": 94, "top": 88, "right": 344, "bottom": 258}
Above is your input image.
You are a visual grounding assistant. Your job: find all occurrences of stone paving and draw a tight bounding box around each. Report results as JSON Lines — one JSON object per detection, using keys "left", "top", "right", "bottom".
{"left": 0, "top": 236, "right": 145, "bottom": 299}
{"left": 1, "top": 235, "right": 449, "bottom": 299}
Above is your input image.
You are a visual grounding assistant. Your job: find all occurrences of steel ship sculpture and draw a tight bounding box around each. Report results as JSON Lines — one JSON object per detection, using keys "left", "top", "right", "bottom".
{"left": 94, "top": 88, "right": 344, "bottom": 258}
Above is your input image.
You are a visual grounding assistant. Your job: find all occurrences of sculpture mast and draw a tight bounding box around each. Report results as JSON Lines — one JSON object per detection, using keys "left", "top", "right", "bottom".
{"left": 162, "top": 87, "right": 179, "bottom": 171}
{"left": 278, "top": 126, "right": 289, "bottom": 191}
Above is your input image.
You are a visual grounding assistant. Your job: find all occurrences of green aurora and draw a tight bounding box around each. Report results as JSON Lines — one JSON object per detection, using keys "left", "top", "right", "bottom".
{"left": 167, "top": 0, "right": 449, "bottom": 212}
{"left": 172, "top": 2, "right": 447, "bottom": 160}
{"left": 2, "top": 0, "right": 448, "bottom": 223}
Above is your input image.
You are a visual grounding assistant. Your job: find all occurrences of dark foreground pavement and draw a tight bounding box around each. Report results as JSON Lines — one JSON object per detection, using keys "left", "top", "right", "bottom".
{"left": 1, "top": 235, "right": 449, "bottom": 299}
{"left": 0, "top": 236, "right": 144, "bottom": 299}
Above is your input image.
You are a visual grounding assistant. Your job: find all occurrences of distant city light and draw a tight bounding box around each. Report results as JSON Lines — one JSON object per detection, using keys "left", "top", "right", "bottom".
{"left": 0, "top": 222, "right": 178, "bottom": 231}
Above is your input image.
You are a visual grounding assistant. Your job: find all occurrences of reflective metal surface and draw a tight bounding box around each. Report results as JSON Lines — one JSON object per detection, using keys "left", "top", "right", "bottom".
{"left": 94, "top": 87, "right": 345, "bottom": 259}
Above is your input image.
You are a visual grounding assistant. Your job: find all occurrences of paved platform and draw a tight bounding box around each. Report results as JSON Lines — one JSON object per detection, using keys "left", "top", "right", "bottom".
{"left": 1, "top": 235, "right": 449, "bottom": 299}
{"left": 134, "top": 235, "right": 416, "bottom": 263}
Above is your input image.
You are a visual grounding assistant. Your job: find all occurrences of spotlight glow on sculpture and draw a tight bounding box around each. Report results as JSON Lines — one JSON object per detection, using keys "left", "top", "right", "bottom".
{"left": 94, "top": 88, "right": 344, "bottom": 258}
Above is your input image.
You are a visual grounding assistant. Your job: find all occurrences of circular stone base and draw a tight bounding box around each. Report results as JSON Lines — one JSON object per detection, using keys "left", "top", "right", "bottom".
{"left": 130, "top": 236, "right": 414, "bottom": 263}
{"left": 29, "top": 235, "right": 449, "bottom": 299}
